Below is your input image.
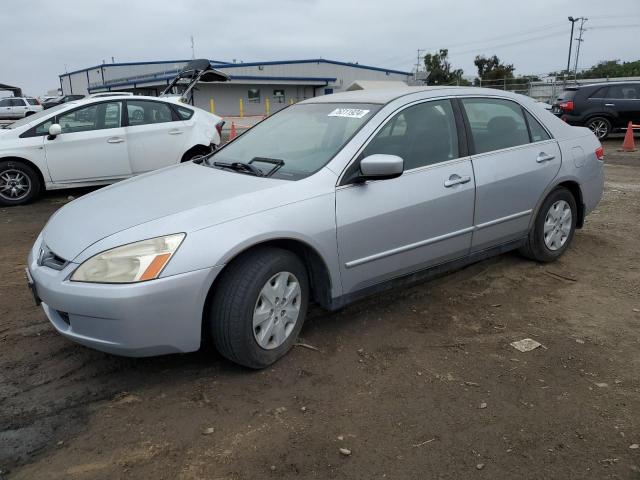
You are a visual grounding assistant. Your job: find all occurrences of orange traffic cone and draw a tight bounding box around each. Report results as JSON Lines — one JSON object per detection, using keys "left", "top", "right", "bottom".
{"left": 229, "top": 121, "right": 237, "bottom": 140}
{"left": 620, "top": 121, "right": 637, "bottom": 152}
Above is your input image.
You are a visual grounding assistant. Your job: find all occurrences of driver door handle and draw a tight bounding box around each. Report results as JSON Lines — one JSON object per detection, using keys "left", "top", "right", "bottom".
{"left": 444, "top": 174, "right": 471, "bottom": 187}
{"left": 604, "top": 103, "right": 615, "bottom": 107}
{"left": 107, "top": 137, "right": 124, "bottom": 144}
{"left": 536, "top": 152, "right": 555, "bottom": 163}
{"left": 168, "top": 129, "right": 184, "bottom": 135}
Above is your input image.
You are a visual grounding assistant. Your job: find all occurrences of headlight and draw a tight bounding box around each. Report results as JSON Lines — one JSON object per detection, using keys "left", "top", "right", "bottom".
{"left": 70, "top": 233, "right": 185, "bottom": 283}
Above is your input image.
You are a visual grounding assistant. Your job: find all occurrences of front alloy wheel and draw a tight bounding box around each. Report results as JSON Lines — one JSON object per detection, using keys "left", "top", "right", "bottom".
{"left": 0, "top": 161, "right": 41, "bottom": 206}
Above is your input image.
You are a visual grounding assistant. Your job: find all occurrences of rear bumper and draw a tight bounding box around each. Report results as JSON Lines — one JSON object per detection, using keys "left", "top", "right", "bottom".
{"left": 28, "top": 247, "right": 222, "bottom": 357}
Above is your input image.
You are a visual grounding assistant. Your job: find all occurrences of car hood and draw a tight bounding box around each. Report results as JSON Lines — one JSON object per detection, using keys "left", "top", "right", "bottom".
{"left": 42, "top": 162, "right": 289, "bottom": 261}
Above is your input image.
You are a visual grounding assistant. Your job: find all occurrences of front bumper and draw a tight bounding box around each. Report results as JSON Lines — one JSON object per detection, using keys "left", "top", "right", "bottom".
{"left": 27, "top": 247, "right": 222, "bottom": 357}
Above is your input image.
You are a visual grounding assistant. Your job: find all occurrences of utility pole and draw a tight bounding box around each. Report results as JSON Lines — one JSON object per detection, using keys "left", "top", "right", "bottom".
{"left": 415, "top": 48, "right": 426, "bottom": 81}
{"left": 190, "top": 35, "right": 195, "bottom": 60}
{"left": 565, "top": 16, "right": 579, "bottom": 86}
{"left": 573, "top": 17, "right": 587, "bottom": 79}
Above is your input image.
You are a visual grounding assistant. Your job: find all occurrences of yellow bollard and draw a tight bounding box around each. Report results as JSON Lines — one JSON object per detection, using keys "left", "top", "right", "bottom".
{"left": 239, "top": 98, "right": 244, "bottom": 118}
{"left": 265, "top": 97, "right": 270, "bottom": 117}
{"left": 209, "top": 98, "right": 215, "bottom": 114}
{"left": 289, "top": 98, "right": 294, "bottom": 105}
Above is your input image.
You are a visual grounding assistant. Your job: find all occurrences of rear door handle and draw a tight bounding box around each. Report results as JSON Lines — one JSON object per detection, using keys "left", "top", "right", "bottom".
{"left": 536, "top": 152, "right": 555, "bottom": 163}
{"left": 444, "top": 174, "right": 471, "bottom": 187}
{"left": 107, "top": 137, "right": 124, "bottom": 144}
{"left": 604, "top": 103, "right": 615, "bottom": 107}
{"left": 168, "top": 129, "right": 184, "bottom": 135}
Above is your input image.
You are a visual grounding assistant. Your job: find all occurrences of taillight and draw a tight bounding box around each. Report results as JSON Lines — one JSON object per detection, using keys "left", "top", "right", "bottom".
{"left": 559, "top": 100, "right": 574, "bottom": 112}
{"left": 595, "top": 145, "right": 605, "bottom": 161}
{"left": 215, "top": 121, "right": 224, "bottom": 137}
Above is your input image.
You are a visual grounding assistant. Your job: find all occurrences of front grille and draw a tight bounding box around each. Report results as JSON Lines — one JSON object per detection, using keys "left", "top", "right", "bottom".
{"left": 38, "top": 245, "right": 68, "bottom": 270}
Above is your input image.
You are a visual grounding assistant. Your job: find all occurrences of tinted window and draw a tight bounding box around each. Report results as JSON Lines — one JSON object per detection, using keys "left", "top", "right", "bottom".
{"left": 0, "top": 99, "right": 9, "bottom": 107}
{"left": 127, "top": 100, "right": 173, "bottom": 126}
{"left": 606, "top": 85, "right": 640, "bottom": 99}
{"left": 176, "top": 106, "right": 194, "bottom": 120}
{"left": 26, "top": 98, "right": 39, "bottom": 106}
{"left": 588, "top": 87, "right": 608, "bottom": 99}
{"left": 524, "top": 110, "right": 551, "bottom": 142}
{"left": 362, "top": 100, "right": 459, "bottom": 170}
{"left": 9, "top": 99, "right": 25, "bottom": 107}
{"left": 462, "top": 98, "right": 530, "bottom": 154}
{"left": 58, "top": 102, "right": 122, "bottom": 134}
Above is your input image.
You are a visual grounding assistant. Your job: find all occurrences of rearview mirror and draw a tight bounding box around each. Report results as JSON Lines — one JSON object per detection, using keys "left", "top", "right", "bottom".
{"left": 48, "top": 124, "right": 62, "bottom": 138}
{"left": 358, "top": 154, "right": 404, "bottom": 181}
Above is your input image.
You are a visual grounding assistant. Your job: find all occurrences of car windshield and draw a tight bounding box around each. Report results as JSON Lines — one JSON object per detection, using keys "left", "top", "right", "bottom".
{"left": 210, "top": 103, "right": 380, "bottom": 180}
{"left": 4, "top": 103, "right": 70, "bottom": 129}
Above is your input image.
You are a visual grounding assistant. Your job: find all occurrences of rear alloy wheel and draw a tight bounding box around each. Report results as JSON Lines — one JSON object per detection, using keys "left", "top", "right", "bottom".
{"left": 586, "top": 117, "right": 611, "bottom": 140}
{"left": 209, "top": 247, "right": 309, "bottom": 369}
{"left": 520, "top": 187, "right": 577, "bottom": 262}
{"left": 0, "top": 161, "right": 41, "bottom": 206}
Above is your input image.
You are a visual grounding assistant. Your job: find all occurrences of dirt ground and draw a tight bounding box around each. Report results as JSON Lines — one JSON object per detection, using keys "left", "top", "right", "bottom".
{"left": 1, "top": 140, "right": 639, "bottom": 480}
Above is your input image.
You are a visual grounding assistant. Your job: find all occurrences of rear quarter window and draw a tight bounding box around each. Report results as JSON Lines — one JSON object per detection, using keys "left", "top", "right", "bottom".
{"left": 176, "top": 106, "right": 194, "bottom": 120}
{"left": 26, "top": 98, "right": 39, "bottom": 106}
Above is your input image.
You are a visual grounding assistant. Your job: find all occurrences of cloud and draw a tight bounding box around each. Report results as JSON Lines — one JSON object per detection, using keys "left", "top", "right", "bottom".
{"left": 1, "top": 0, "right": 638, "bottom": 95}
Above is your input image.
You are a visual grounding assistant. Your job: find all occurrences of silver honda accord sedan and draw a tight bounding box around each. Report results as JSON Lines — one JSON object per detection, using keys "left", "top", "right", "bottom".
{"left": 26, "top": 87, "right": 604, "bottom": 368}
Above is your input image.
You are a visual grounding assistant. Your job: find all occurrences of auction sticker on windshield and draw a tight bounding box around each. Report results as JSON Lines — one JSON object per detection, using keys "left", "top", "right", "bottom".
{"left": 328, "top": 108, "right": 370, "bottom": 119}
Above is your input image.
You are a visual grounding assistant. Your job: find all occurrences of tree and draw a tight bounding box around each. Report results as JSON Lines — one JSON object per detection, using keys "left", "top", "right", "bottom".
{"left": 423, "top": 49, "right": 467, "bottom": 85}
{"left": 474, "top": 55, "right": 515, "bottom": 83}
{"left": 577, "top": 59, "right": 640, "bottom": 79}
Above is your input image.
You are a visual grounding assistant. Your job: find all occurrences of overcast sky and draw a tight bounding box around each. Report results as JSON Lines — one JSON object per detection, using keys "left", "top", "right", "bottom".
{"left": 1, "top": 0, "right": 639, "bottom": 96}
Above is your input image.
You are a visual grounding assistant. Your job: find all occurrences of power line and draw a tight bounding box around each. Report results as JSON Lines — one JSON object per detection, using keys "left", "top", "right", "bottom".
{"left": 448, "top": 30, "right": 569, "bottom": 55}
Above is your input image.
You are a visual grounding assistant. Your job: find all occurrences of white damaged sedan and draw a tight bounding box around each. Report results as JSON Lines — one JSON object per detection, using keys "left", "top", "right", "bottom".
{"left": 0, "top": 95, "right": 224, "bottom": 205}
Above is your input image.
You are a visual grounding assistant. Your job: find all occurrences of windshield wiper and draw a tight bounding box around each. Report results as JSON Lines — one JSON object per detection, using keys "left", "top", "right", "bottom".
{"left": 213, "top": 161, "right": 264, "bottom": 177}
{"left": 250, "top": 157, "right": 285, "bottom": 177}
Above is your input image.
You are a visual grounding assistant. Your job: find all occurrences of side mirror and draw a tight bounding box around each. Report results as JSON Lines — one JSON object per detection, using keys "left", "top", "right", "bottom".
{"left": 48, "top": 124, "right": 62, "bottom": 138}
{"left": 358, "top": 154, "right": 404, "bottom": 182}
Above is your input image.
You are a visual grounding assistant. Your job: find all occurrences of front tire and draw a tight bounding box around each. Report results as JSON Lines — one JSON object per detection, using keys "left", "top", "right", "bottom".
{"left": 0, "top": 160, "right": 41, "bottom": 206}
{"left": 586, "top": 117, "right": 611, "bottom": 140}
{"left": 520, "top": 187, "right": 577, "bottom": 262}
{"left": 209, "top": 247, "right": 309, "bottom": 369}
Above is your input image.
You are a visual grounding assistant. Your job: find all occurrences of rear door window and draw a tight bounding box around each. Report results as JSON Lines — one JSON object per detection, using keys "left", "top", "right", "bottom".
{"left": 9, "top": 99, "right": 25, "bottom": 107}
{"left": 127, "top": 100, "right": 174, "bottom": 126}
{"left": 606, "top": 85, "right": 640, "bottom": 99}
{"left": 462, "top": 98, "right": 530, "bottom": 154}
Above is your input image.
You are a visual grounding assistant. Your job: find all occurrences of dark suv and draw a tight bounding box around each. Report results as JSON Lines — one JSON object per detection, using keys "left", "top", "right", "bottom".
{"left": 42, "top": 94, "right": 85, "bottom": 110}
{"left": 552, "top": 82, "right": 640, "bottom": 139}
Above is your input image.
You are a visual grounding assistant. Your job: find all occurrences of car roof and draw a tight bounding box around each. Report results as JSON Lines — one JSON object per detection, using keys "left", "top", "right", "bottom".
{"left": 300, "top": 86, "right": 528, "bottom": 106}
{"left": 575, "top": 81, "right": 640, "bottom": 89}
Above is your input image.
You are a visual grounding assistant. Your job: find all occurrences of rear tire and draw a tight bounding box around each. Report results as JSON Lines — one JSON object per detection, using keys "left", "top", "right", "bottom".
{"left": 586, "top": 117, "right": 611, "bottom": 140}
{"left": 0, "top": 160, "right": 41, "bottom": 206}
{"left": 520, "top": 187, "right": 577, "bottom": 262}
{"left": 209, "top": 247, "right": 309, "bottom": 369}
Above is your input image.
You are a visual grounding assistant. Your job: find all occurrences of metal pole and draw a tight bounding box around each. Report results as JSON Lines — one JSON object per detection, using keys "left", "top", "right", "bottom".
{"left": 573, "top": 18, "right": 587, "bottom": 79}
{"left": 565, "top": 17, "right": 577, "bottom": 86}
